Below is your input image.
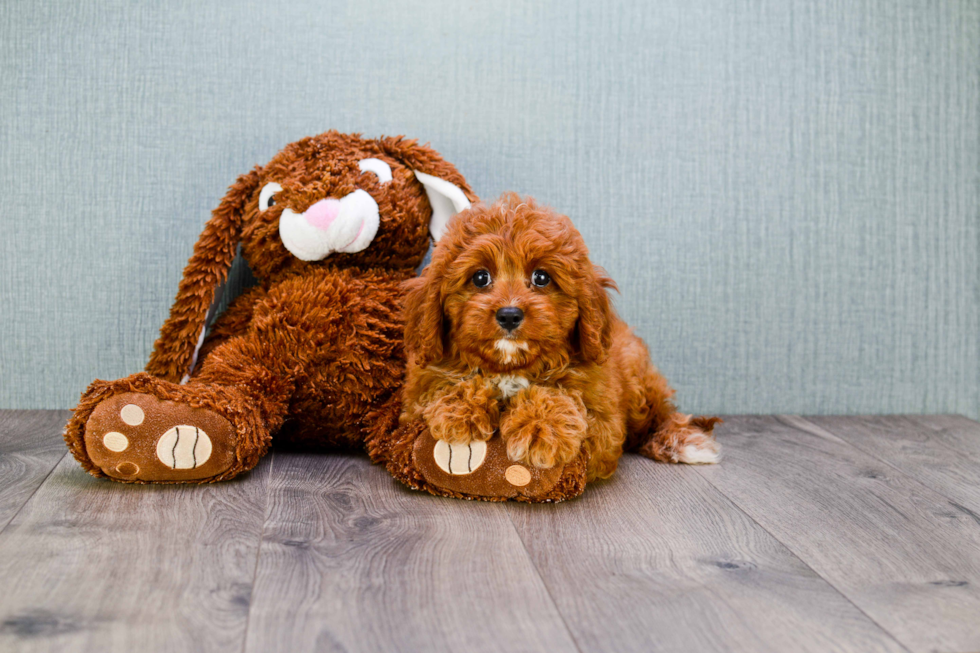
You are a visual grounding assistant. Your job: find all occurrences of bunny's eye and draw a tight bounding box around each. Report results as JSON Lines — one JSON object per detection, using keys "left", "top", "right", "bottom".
{"left": 358, "top": 158, "right": 393, "bottom": 184}
{"left": 472, "top": 269, "right": 492, "bottom": 288}
{"left": 259, "top": 182, "right": 282, "bottom": 211}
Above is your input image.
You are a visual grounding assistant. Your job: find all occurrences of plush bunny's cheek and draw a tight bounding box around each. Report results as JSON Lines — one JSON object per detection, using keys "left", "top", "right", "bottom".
{"left": 278, "top": 189, "right": 380, "bottom": 261}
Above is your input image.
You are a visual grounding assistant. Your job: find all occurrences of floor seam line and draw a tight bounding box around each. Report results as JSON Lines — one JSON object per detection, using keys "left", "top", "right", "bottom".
{"left": 693, "top": 463, "right": 914, "bottom": 653}
{"left": 790, "top": 415, "right": 980, "bottom": 510}
{"left": 904, "top": 415, "right": 980, "bottom": 462}
{"left": 240, "top": 450, "right": 276, "bottom": 653}
{"left": 504, "top": 509, "right": 586, "bottom": 653}
{"left": 0, "top": 451, "right": 67, "bottom": 537}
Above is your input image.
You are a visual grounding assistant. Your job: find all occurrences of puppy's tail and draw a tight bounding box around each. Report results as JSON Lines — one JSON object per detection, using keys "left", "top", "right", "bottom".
{"left": 629, "top": 414, "right": 723, "bottom": 465}
{"left": 690, "top": 415, "right": 724, "bottom": 433}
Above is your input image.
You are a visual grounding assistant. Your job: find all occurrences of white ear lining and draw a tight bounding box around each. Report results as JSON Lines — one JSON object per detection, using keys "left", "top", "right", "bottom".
{"left": 414, "top": 170, "right": 471, "bottom": 241}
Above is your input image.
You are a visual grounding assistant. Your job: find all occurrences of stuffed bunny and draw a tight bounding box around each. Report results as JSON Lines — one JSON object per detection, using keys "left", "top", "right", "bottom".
{"left": 65, "top": 131, "right": 475, "bottom": 483}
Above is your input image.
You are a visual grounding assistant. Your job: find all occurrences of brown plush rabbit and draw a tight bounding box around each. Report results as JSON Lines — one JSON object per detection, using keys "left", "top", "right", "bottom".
{"left": 64, "top": 131, "right": 475, "bottom": 483}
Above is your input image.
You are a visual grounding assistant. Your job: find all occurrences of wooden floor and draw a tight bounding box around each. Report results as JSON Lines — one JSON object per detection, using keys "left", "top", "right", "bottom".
{"left": 1, "top": 412, "right": 980, "bottom": 652}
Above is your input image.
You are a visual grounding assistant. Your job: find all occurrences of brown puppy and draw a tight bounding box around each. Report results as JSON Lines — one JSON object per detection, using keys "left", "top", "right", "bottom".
{"left": 400, "top": 194, "right": 720, "bottom": 482}
{"left": 65, "top": 131, "right": 475, "bottom": 483}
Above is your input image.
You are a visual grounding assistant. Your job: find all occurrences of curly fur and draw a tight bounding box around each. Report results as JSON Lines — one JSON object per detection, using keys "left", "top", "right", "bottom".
{"left": 422, "top": 375, "right": 500, "bottom": 444}
{"left": 501, "top": 386, "right": 589, "bottom": 469}
{"left": 400, "top": 194, "right": 721, "bottom": 482}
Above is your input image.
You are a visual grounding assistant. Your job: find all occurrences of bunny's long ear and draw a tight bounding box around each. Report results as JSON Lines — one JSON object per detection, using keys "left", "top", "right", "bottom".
{"left": 414, "top": 171, "right": 471, "bottom": 241}
{"left": 377, "top": 136, "right": 478, "bottom": 241}
{"left": 145, "top": 167, "right": 262, "bottom": 383}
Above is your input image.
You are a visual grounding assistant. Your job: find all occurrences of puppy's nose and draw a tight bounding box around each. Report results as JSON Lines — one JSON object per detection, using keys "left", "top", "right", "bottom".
{"left": 303, "top": 199, "right": 341, "bottom": 231}
{"left": 496, "top": 307, "right": 524, "bottom": 331}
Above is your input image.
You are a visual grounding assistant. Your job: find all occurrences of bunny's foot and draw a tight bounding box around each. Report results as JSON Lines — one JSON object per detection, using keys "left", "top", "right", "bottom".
{"left": 368, "top": 412, "right": 590, "bottom": 503}
{"left": 65, "top": 373, "right": 270, "bottom": 483}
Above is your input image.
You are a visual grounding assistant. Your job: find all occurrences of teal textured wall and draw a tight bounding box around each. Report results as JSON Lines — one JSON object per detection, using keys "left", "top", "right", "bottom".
{"left": 1, "top": 0, "right": 977, "bottom": 417}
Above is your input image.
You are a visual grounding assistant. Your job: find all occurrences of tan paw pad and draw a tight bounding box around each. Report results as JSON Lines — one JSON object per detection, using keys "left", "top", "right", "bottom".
{"left": 120, "top": 404, "right": 145, "bottom": 426}
{"left": 102, "top": 432, "right": 129, "bottom": 452}
{"left": 504, "top": 465, "right": 531, "bottom": 487}
{"left": 433, "top": 440, "right": 487, "bottom": 475}
{"left": 156, "top": 426, "right": 212, "bottom": 470}
{"left": 115, "top": 462, "right": 140, "bottom": 476}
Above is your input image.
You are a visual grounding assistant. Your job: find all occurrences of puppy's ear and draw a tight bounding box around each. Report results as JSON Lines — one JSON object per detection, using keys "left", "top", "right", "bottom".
{"left": 577, "top": 265, "right": 617, "bottom": 364}
{"left": 145, "top": 167, "right": 262, "bottom": 383}
{"left": 402, "top": 268, "right": 445, "bottom": 368}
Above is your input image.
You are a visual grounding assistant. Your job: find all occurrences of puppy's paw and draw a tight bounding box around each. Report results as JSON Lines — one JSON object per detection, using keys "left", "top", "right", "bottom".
{"left": 426, "top": 407, "right": 495, "bottom": 445}
{"left": 500, "top": 387, "right": 588, "bottom": 469}
{"left": 422, "top": 380, "right": 499, "bottom": 445}
{"left": 502, "top": 421, "right": 583, "bottom": 469}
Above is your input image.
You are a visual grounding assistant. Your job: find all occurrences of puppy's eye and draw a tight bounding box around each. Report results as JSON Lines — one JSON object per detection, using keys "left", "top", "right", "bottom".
{"left": 531, "top": 270, "right": 551, "bottom": 287}
{"left": 472, "top": 269, "right": 492, "bottom": 288}
{"left": 259, "top": 182, "right": 282, "bottom": 212}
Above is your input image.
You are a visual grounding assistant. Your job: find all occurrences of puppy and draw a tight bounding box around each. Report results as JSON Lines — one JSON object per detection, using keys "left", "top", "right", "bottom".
{"left": 400, "top": 193, "right": 720, "bottom": 481}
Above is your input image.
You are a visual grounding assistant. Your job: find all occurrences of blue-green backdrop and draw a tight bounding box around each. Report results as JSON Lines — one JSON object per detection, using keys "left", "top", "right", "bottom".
{"left": 1, "top": 0, "right": 977, "bottom": 417}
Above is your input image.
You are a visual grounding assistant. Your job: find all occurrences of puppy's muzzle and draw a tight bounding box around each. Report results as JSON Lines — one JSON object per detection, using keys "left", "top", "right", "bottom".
{"left": 496, "top": 306, "right": 524, "bottom": 332}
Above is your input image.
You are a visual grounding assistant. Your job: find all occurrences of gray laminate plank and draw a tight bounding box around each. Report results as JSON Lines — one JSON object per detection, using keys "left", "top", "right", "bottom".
{"left": 906, "top": 414, "right": 980, "bottom": 460}
{"left": 244, "top": 452, "right": 579, "bottom": 653}
{"left": 906, "top": 414, "right": 980, "bottom": 458}
{"left": 804, "top": 415, "right": 980, "bottom": 516}
{"left": 507, "top": 455, "right": 908, "bottom": 653}
{"left": 0, "top": 452, "right": 272, "bottom": 653}
{"left": 0, "top": 411, "right": 71, "bottom": 533}
{"left": 697, "top": 415, "right": 980, "bottom": 653}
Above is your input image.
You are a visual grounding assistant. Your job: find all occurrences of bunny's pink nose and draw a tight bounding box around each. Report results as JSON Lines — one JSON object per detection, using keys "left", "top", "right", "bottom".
{"left": 303, "top": 199, "right": 341, "bottom": 230}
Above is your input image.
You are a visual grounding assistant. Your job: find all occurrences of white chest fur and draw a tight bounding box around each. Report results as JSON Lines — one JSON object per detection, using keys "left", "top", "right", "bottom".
{"left": 492, "top": 374, "right": 530, "bottom": 399}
